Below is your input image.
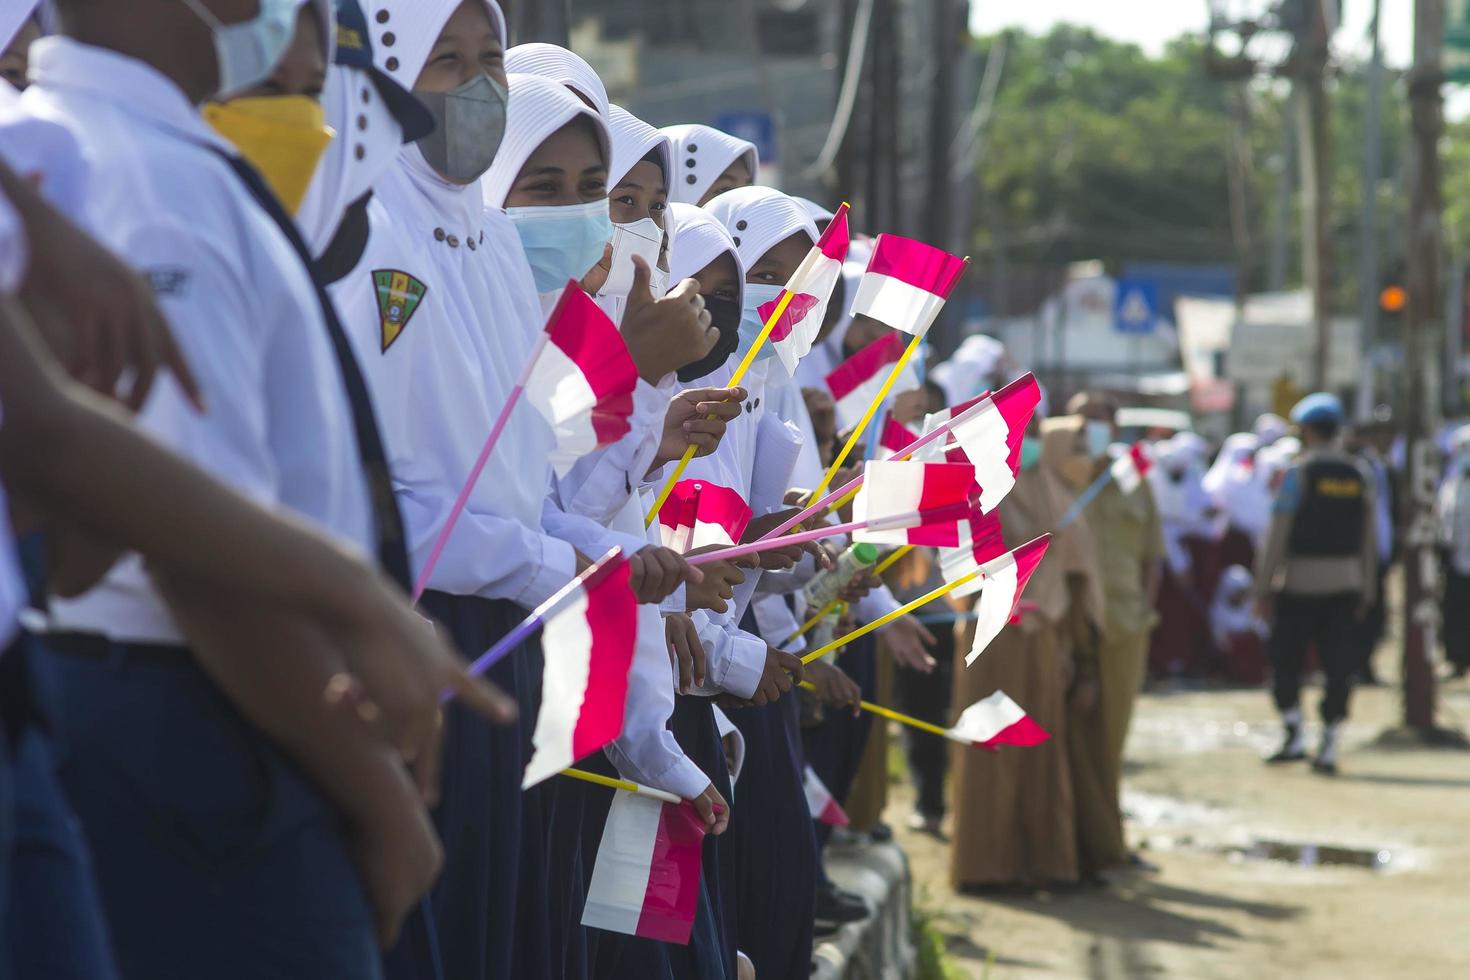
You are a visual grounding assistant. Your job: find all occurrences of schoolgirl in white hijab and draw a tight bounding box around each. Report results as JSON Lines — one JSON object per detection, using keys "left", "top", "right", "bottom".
{"left": 662, "top": 122, "right": 759, "bottom": 205}
{"left": 328, "top": 6, "right": 592, "bottom": 980}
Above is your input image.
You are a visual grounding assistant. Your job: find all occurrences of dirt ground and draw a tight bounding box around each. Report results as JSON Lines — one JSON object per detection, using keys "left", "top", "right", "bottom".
{"left": 888, "top": 650, "right": 1470, "bottom": 980}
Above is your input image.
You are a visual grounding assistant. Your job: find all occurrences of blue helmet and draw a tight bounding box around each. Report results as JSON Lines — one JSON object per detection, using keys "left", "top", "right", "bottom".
{"left": 1289, "top": 392, "right": 1344, "bottom": 426}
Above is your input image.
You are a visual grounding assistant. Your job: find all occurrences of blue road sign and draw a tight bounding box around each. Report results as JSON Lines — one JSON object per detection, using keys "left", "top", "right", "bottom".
{"left": 712, "top": 110, "right": 777, "bottom": 164}
{"left": 1113, "top": 278, "right": 1159, "bottom": 335}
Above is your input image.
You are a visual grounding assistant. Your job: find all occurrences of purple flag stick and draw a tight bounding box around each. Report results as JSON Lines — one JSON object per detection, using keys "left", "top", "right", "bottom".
{"left": 442, "top": 548, "right": 625, "bottom": 704}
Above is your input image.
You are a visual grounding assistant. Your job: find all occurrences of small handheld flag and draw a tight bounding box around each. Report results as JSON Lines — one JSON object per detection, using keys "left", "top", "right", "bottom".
{"left": 964, "top": 536, "right": 1052, "bottom": 666}
{"left": 1110, "top": 442, "right": 1153, "bottom": 495}
{"left": 947, "top": 691, "right": 1050, "bottom": 750}
{"left": 876, "top": 417, "right": 921, "bottom": 461}
{"left": 848, "top": 233, "right": 968, "bottom": 340}
{"left": 922, "top": 374, "right": 1042, "bottom": 514}
{"left": 852, "top": 460, "right": 977, "bottom": 547}
{"left": 936, "top": 502, "right": 1008, "bottom": 598}
{"left": 522, "top": 554, "right": 640, "bottom": 788}
{"left": 656, "top": 481, "right": 754, "bottom": 554}
{"left": 802, "top": 765, "right": 850, "bottom": 827}
{"left": 525, "top": 283, "right": 640, "bottom": 477}
{"left": 582, "top": 792, "right": 707, "bottom": 945}
{"left": 412, "top": 285, "right": 637, "bottom": 601}
{"left": 825, "top": 333, "right": 922, "bottom": 432}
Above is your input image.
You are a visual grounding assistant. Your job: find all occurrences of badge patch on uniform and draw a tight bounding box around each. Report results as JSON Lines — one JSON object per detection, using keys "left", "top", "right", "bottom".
{"left": 373, "top": 269, "right": 427, "bottom": 352}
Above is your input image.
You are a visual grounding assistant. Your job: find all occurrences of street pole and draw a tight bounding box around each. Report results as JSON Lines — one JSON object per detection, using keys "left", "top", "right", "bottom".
{"left": 1295, "top": 0, "right": 1333, "bottom": 392}
{"left": 1401, "top": 0, "right": 1444, "bottom": 733}
{"left": 1356, "top": 0, "right": 1386, "bottom": 422}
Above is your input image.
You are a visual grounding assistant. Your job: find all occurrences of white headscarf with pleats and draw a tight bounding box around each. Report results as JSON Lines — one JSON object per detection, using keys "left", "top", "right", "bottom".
{"left": 661, "top": 123, "right": 758, "bottom": 205}
{"left": 503, "top": 42, "right": 610, "bottom": 126}
{"left": 480, "top": 72, "right": 610, "bottom": 210}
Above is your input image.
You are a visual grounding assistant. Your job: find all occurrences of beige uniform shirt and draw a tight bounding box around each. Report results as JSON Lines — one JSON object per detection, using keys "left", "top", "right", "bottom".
{"left": 1090, "top": 472, "right": 1165, "bottom": 635}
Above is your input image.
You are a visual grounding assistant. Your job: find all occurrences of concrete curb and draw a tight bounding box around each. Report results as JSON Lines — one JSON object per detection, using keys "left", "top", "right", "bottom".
{"left": 812, "top": 841, "right": 917, "bottom": 980}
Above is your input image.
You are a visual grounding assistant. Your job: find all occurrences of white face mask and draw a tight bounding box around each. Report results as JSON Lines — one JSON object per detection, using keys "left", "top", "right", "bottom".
{"left": 599, "top": 217, "right": 663, "bottom": 299}
{"left": 184, "top": 0, "right": 298, "bottom": 99}
{"left": 650, "top": 265, "right": 670, "bottom": 298}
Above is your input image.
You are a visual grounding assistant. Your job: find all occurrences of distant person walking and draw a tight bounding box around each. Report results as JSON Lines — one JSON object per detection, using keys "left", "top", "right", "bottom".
{"left": 1256, "top": 394, "right": 1378, "bottom": 775}
{"left": 1436, "top": 425, "right": 1470, "bottom": 680}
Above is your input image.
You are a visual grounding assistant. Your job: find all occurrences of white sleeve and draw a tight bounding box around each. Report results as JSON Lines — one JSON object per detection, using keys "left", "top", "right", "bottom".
{"left": 540, "top": 497, "right": 650, "bottom": 564}
{"left": 602, "top": 605, "right": 711, "bottom": 800}
{"left": 553, "top": 379, "right": 665, "bottom": 523}
{"left": 686, "top": 610, "right": 766, "bottom": 699}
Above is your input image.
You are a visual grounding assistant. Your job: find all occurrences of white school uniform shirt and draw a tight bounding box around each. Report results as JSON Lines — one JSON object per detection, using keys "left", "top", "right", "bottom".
{"left": 27, "top": 38, "right": 374, "bottom": 643}
{"left": 331, "top": 151, "right": 577, "bottom": 606}
{"left": 0, "top": 78, "right": 88, "bottom": 222}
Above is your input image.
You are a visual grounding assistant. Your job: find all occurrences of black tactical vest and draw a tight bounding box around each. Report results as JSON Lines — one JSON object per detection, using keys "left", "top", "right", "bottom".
{"left": 1287, "top": 458, "right": 1367, "bottom": 558}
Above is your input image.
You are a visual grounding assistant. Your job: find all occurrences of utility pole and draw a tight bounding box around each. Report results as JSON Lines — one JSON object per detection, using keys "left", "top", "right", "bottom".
{"left": 1266, "top": 95, "right": 1297, "bottom": 293}
{"left": 1355, "top": 0, "right": 1386, "bottom": 422}
{"left": 1294, "top": 0, "right": 1334, "bottom": 391}
{"left": 1401, "top": 0, "right": 1444, "bottom": 734}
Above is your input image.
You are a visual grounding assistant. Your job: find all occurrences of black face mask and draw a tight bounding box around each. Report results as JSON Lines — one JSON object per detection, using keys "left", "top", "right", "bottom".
{"left": 677, "top": 295, "right": 742, "bottom": 382}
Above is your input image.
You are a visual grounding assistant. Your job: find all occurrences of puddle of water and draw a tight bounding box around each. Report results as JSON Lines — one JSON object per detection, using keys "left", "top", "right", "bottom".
{"left": 1228, "top": 839, "right": 1394, "bottom": 872}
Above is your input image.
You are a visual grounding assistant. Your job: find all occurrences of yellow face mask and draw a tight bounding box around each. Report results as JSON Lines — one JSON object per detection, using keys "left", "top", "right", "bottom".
{"left": 203, "top": 95, "right": 335, "bottom": 215}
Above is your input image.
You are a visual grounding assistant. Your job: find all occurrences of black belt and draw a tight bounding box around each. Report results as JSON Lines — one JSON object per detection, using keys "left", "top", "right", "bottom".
{"left": 45, "top": 631, "right": 192, "bottom": 668}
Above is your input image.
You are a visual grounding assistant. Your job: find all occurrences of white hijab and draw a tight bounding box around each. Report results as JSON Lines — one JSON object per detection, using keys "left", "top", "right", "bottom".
{"left": 480, "top": 72, "right": 610, "bottom": 210}
{"left": 503, "top": 42, "right": 609, "bottom": 126}
{"left": 366, "top": 0, "right": 505, "bottom": 91}
{"left": 702, "top": 185, "right": 816, "bottom": 278}
{"left": 661, "top": 123, "right": 758, "bottom": 205}
{"left": 607, "top": 103, "right": 671, "bottom": 190}
{"left": 666, "top": 201, "right": 743, "bottom": 311}
{"left": 1211, "top": 564, "right": 1264, "bottom": 647}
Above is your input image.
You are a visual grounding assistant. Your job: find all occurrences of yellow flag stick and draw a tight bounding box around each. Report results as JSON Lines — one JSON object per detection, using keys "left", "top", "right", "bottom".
{"left": 797, "top": 681, "right": 962, "bottom": 742}
{"left": 800, "top": 565, "right": 978, "bottom": 665}
{"left": 782, "top": 544, "right": 916, "bottom": 645}
{"left": 644, "top": 203, "right": 853, "bottom": 527}
{"left": 807, "top": 332, "right": 924, "bottom": 505}
{"left": 559, "top": 767, "right": 682, "bottom": 805}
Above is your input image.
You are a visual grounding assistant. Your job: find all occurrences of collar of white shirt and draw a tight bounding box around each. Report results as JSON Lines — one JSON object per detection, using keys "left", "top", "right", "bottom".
{"left": 28, "top": 36, "right": 234, "bottom": 156}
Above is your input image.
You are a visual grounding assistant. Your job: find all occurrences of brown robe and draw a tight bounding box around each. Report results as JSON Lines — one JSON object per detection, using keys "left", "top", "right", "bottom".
{"left": 948, "top": 418, "right": 1109, "bottom": 887}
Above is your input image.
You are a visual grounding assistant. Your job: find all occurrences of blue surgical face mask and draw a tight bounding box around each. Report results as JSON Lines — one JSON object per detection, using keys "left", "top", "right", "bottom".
{"left": 1085, "top": 420, "right": 1112, "bottom": 459}
{"left": 1020, "top": 436, "right": 1043, "bottom": 471}
{"left": 507, "top": 200, "right": 614, "bottom": 295}
{"left": 184, "top": 0, "right": 298, "bottom": 98}
{"left": 736, "top": 282, "right": 784, "bottom": 362}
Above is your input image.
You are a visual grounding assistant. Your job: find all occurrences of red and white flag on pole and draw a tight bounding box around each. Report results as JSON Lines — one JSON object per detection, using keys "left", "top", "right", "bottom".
{"left": 766, "top": 203, "right": 851, "bottom": 374}
{"left": 965, "top": 535, "right": 1052, "bottom": 666}
{"left": 848, "top": 234, "right": 967, "bottom": 338}
{"left": 826, "top": 332, "right": 922, "bottom": 431}
{"left": 522, "top": 555, "right": 639, "bottom": 788}
{"left": 876, "top": 416, "right": 920, "bottom": 461}
{"left": 937, "top": 502, "right": 1007, "bottom": 598}
{"left": 656, "top": 480, "right": 753, "bottom": 553}
{"left": 948, "top": 691, "right": 1050, "bottom": 750}
{"left": 852, "top": 460, "right": 976, "bottom": 547}
{"left": 920, "top": 374, "right": 1041, "bottom": 513}
{"left": 581, "top": 792, "right": 707, "bottom": 944}
{"left": 1109, "top": 442, "right": 1153, "bottom": 494}
{"left": 802, "top": 765, "right": 850, "bottom": 827}
{"left": 525, "top": 284, "right": 640, "bottom": 476}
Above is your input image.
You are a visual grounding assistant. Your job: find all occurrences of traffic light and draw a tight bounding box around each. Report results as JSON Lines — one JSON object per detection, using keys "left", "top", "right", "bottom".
{"left": 1379, "top": 284, "right": 1407, "bottom": 315}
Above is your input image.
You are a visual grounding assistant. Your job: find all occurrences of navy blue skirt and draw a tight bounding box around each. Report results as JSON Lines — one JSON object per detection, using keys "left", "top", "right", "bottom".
{"left": 588, "top": 695, "right": 734, "bottom": 980}
{"left": 725, "top": 691, "right": 817, "bottom": 980}
{"left": 384, "top": 591, "right": 539, "bottom": 980}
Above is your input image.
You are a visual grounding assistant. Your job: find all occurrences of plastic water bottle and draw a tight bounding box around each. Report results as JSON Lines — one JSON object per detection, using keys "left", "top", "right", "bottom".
{"left": 803, "top": 542, "right": 880, "bottom": 610}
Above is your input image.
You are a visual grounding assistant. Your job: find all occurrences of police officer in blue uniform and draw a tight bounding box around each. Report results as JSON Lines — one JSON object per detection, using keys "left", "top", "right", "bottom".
{"left": 1256, "top": 393, "right": 1378, "bottom": 775}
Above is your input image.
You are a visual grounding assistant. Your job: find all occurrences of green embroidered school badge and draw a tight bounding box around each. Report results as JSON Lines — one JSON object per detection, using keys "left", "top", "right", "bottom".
{"left": 373, "top": 269, "right": 427, "bottom": 352}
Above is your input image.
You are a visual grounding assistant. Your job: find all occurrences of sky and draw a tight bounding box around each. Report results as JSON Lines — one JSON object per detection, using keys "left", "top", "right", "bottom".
{"left": 969, "top": 1, "right": 1417, "bottom": 70}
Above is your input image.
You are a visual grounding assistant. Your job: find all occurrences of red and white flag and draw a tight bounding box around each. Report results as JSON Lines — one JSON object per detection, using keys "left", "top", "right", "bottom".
{"left": 965, "top": 535, "right": 1051, "bottom": 666}
{"left": 937, "top": 502, "right": 1007, "bottom": 598}
{"left": 848, "top": 234, "right": 967, "bottom": 339}
{"left": 656, "top": 480, "right": 753, "bottom": 553}
{"left": 581, "top": 792, "right": 707, "bottom": 944}
{"left": 826, "top": 332, "right": 922, "bottom": 431}
{"left": 876, "top": 416, "right": 920, "bottom": 461}
{"left": 948, "top": 691, "right": 1050, "bottom": 750}
{"left": 522, "top": 555, "right": 639, "bottom": 788}
{"left": 852, "top": 460, "right": 976, "bottom": 547}
{"left": 765, "top": 203, "right": 851, "bottom": 374}
{"left": 525, "top": 284, "right": 639, "bottom": 476}
{"left": 802, "top": 765, "right": 850, "bottom": 827}
{"left": 1110, "top": 442, "right": 1153, "bottom": 494}
{"left": 920, "top": 374, "right": 1040, "bottom": 513}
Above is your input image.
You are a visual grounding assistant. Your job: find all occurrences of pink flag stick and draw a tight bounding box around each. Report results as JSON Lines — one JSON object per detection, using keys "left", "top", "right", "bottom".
{"left": 412, "top": 331, "right": 550, "bottom": 604}
{"left": 687, "top": 500, "right": 972, "bottom": 566}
